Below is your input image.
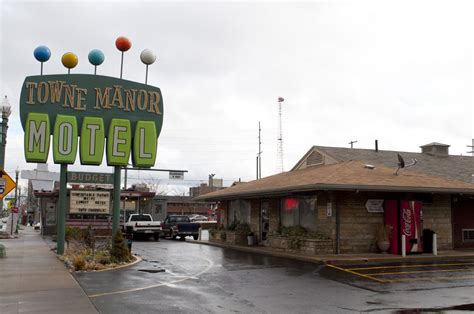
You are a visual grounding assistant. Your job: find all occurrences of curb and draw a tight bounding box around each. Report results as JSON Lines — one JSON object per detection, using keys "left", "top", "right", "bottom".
{"left": 191, "top": 240, "right": 325, "bottom": 264}
{"left": 92, "top": 255, "right": 143, "bottom": 272}
{"left": 191, "top": 240, "right": 474, "bottom": 265}
{"left": 76, "top": 255, "right": 143, "bottom": 273}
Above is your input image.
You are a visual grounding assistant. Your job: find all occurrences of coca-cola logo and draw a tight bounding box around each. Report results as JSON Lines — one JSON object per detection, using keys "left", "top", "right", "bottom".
{"left": 402, "top": 208, "right": 412, "bottom": 236}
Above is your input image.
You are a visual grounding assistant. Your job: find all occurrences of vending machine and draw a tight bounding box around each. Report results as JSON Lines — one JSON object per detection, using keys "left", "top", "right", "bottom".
{"left": 400, "top": 200, "right": 423, "bottom": 254}
{"left": 383, "top": 200, "right": 423, "bottom": 255}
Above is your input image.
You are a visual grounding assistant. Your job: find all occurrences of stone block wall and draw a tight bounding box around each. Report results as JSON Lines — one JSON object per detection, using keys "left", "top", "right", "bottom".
{"left": 267, "top": 236, "right": 334, "bottom": 255}
{"left": 314, "top": 192, "right": 337, "bottom": 241}
{"left": 338, "top": 191, "right": 385, "bottom": 253}
{"left": 422, "top": 194, "right": 452, "bottom": 250}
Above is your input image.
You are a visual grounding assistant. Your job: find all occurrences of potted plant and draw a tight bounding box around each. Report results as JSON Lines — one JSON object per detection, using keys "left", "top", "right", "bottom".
{"left": 247, "top": 232, "right": 255, "bottom": 246}
{"left": 376, "top": 224, "right": 392, "bottom": 253}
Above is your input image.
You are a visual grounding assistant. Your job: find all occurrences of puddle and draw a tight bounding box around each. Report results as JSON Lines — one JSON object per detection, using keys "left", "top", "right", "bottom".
{"left": 395, "top": 303, "right": 474, "bottom": 313}
{"left": 138, "top": 269, "right": 166, "bottom": 273}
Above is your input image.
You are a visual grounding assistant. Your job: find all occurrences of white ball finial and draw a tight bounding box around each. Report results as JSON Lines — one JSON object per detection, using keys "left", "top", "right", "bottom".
{"left": 140, "top": 49, "right": 156, "bottom": 65}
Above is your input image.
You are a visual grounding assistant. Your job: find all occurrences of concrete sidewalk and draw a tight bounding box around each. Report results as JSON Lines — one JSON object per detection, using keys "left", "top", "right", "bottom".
{"left": 193, "top": 239, "right": 474, "bottom": 265}
{"left": 0, "top": 227, "right": 97, "bottom": 314}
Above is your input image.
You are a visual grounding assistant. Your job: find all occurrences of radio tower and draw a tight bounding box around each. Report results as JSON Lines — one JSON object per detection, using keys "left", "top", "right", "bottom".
{"left": 276, "top": 97, "right": 285, "bottom": 173}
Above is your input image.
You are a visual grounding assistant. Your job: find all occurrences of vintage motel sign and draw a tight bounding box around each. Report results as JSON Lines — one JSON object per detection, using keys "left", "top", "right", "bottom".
{"left": 19, "top": 74, "right": 164, "bottom": 168}
{"left": 0, "top": 169, "right": 16, "bottom": 200}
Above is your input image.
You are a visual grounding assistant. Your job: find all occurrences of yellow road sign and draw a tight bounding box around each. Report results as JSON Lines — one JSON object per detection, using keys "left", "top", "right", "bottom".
{"left": 0, "top": 169, "right": 16, "bottom": 200}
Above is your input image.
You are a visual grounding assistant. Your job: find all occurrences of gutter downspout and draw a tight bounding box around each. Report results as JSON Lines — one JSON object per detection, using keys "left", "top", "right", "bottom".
{"left": 335, "top": 197, "right": 340, "bottom": 254}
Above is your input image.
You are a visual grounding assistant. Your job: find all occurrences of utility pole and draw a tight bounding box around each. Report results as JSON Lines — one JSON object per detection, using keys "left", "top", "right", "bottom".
{"left": 349, "top": 140, "right": 358, "bottom": 149}
{"left": 467, "top": 139, "right": 474, "bottom": 156}
{"left": 257, "top": 121, "right": 262, "bottom": 179}
{"left": 276, "top": 97, "right": 284, "bottom": 173}
{"left": 14, "top": 168, "right": 19, "bottom": 233}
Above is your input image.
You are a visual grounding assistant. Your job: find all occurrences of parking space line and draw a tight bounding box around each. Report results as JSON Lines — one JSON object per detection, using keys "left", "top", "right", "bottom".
{"left": 347, "top": 262, "right": 474, "bottom": 271}
{"left": 366, "top": 267, "right": 474, "bottom": 276}
{"left": 384, "top": 275, "right": 474, "bottom": 283}
{"left": 326, "top": 263, "right": 387, "bottom": 283}
{"left": 88, "top": 257, "right": 214, "bottom": 298}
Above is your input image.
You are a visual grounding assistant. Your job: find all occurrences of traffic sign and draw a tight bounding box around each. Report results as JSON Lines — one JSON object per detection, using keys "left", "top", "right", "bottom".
{"left": 0, "top": 169, "right": 16, "bottom": 200}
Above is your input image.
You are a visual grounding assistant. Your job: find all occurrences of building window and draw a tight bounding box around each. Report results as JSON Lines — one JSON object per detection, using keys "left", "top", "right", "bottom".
{"left": 229, "top": 200, "right": 251, "bottom": 226}
{"left": 281, "top": 196, "right": 316, "bottom": 230}
{"left": 154, "top": 204, "right": 163, "bottom": 214}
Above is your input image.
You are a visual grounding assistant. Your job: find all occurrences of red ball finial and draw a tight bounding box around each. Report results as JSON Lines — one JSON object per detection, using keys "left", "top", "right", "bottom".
{"left": 115, "top": 36, "right": 132, "bottom": 52}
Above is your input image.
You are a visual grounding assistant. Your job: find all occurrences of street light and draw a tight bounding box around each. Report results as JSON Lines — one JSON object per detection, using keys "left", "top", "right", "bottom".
{"left": 0, "top": 96, "right": 11, "bottom": 212}
{"left": 0, "top": 96, "right": 11, "bottom": 169}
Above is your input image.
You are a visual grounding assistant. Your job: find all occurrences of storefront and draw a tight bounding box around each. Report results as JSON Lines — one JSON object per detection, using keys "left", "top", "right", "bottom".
{"left": 198, "top": 160, "right": 474, "bottom": 254}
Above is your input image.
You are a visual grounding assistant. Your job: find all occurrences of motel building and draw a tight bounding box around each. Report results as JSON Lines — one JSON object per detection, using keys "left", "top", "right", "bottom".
{"left": 198, "top": 142, "right": 474, "bottom": 255}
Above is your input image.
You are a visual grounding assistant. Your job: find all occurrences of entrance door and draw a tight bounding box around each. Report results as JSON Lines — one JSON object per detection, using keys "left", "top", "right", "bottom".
{"left": 261, "top": 200, "right": 269, "bottom": 243}
{"left": 452, "top": 196, "right": 474, "bottom": 249}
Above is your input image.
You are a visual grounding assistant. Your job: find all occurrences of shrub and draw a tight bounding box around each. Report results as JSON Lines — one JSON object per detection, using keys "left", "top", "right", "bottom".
{"left": 234, "top": 223, "right": 251, "bottom": 234}
{"left": 275, "top": 226, "right": 330, "bottom": 240}
{"left": 109, "top": 230, "right": 130, "bottom": 263}
{"left": 84, "top": 225, "right": 96, "bottom": 253}
{"left": 72, "top": 255, "right": 86, "bottom": 271}
{"left": 65, "top": 226, "right": 83, "bottom": 248}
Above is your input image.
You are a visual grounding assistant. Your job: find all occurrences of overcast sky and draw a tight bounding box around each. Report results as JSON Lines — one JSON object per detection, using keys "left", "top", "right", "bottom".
{"left": 0, "top": 0, "right": 473, "bottom": 194}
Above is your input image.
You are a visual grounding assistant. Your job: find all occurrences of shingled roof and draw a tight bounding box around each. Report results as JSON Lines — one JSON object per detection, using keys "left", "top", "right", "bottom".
{"left": 292, "top": 145, "right": 474, "bottom": 183}
{"left": 196, "top": 160, "right": 474, "bottom": 201}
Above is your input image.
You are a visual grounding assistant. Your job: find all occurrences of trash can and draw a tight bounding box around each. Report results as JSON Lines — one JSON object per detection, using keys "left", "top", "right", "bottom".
{"left": 423, "top": 229, "right": 435, "bottom": 253}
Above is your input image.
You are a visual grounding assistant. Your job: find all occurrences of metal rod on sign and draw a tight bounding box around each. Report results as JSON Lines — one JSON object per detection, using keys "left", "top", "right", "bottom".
{"left": 145, "top": 64, "right": 149, "bottom": 85}
{"left": 120, "top": 51, "right": 124, "bottom": 79}
{"left": 40, "top": 62, "right": 43, "bottom": 76}
{"left": 94, "top": 66, "right": 97, "bottom": 75}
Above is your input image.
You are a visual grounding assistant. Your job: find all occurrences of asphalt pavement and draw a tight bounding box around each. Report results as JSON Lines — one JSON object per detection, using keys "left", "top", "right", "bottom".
{"left": 75, "top": 238, "right": 474, "bottom": 313}
{"left": 2, "top": 228, "right": 474, "bottom": 313}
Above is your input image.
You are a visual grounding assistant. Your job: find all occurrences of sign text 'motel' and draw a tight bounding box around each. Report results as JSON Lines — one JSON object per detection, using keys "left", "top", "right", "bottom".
{"left": 19, "top": 74, "right": 163, "bottom": 168}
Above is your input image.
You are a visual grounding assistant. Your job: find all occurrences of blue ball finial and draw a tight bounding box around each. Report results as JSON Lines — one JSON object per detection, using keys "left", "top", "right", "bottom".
{"left": 34, "top": 46, "right": 51, "bottom": 62}
{"left": 88, "top": 49, "right": 105, "bottom": 66}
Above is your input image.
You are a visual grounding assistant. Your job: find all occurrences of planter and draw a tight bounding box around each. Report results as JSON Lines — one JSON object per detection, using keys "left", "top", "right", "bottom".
{"left": 267, "top": 235, "right": 334, "bottom": 255}
{"left": 209, "top": 231, "right": 225, "bottom": 243}
{"left": 225, "top": 231, "right": 247, "bottom": 245}
{"left": 247, "top": 236, "right": 255, "bottom": 246}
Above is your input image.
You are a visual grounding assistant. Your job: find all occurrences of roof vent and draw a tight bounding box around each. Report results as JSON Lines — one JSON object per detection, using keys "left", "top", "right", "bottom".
{"left": 420, "top": 142, "right": 450, "bottom": 157}
{"left": 306, "top": 151, "right": 324, "bottom": 166}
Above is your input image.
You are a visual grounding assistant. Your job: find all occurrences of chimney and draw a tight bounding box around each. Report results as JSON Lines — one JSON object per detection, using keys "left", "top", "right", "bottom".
{"left": 420, "top": 142, "right": 450, "bottom": 157}
{"left": 375, "top": 140, "right": 378, "bottom": 152}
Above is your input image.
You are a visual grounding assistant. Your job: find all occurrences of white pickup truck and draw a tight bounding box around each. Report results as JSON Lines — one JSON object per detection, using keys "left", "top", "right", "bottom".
{"left": 122, "top": 214, "right": 162, "bottom": 241}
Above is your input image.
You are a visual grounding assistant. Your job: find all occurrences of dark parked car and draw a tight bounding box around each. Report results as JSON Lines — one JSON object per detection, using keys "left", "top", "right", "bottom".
{"left": 161, "top": 215, "right": 201, "bottom": 240}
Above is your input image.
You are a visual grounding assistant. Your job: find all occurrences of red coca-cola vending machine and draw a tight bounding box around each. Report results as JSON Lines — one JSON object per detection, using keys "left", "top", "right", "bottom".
{"left": 384, "top": 200, "right": 423, "bottom": 255}
{"left": 400, "top": 201, "right": 423, "bottom": 254}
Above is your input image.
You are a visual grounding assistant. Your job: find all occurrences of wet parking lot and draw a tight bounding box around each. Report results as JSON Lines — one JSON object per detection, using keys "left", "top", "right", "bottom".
{"left": 74, "top": 240, "right": 474, "bottom": 313}
{"left": 323, "top": 258, "right": 474, "bottom": 293}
